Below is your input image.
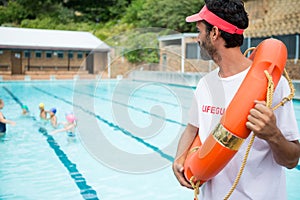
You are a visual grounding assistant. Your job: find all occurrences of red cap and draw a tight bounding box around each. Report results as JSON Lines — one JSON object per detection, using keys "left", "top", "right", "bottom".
{"left": 186, "top": 5, "right": 244, "bottom": 35}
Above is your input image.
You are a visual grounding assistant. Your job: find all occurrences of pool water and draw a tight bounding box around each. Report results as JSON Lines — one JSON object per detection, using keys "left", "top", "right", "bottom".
{"left": 0, "top": 80, "right": 299, "bottom": 200}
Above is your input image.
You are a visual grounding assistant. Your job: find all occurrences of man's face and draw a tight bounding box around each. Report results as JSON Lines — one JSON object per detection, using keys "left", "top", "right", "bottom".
{"left": 196, "top": 21, "right": 216, "bottom": 61}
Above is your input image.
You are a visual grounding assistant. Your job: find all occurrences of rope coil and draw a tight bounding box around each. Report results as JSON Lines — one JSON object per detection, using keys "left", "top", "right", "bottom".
{"left": 224, "top": 69, "right": 295, "bottom": 200}
{"left": 190, "top": 176, "right": 201, "bottom": 200}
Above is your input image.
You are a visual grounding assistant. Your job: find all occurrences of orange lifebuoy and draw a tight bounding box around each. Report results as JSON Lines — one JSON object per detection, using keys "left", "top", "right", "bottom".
{"left": 184, "top": 38, "right": 287, "bottom": 185}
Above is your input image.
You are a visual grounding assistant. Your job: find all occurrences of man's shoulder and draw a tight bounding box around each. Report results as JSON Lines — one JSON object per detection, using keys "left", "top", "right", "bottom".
{"left": 195, "top": 68, "right": 219, "bottom": 88}
{"left": 197, "top": 68, "right": 218, "bottom": 81}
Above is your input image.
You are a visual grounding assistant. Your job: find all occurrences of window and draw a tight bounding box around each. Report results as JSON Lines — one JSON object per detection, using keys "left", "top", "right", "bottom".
{"left": 68, "top": 52, "right": 73, "bottom": 59}
{"left": 24, "top": 51, "right": 31, "bottom": 58}
{"left": 46, "top": 51, "right": 52, "bottom": 58}
{"left": 250, "top": 35, "right": 299, "bottom": 59}
{"left": 35, "top": 51, "right": 42, "bottom": 58}
{"left": 250, "top": 37, "right": 268, "bottom": 48}
{"left": 298, "top": 34, "right": 300, "bottom": 59}
{"left": 274, "top": 34, "right": 296, "bottom": 59}
{"left": 240, "top": 38, "right": 249, "bottom": 55}
{"left": 186, "top": 43, "right": 199, "bottom": 59}
{"left": 77, "top": 52, "right": 83, "bottom": 59}
{"left": 57, "top": 51, "right": 64, "bottom": 59}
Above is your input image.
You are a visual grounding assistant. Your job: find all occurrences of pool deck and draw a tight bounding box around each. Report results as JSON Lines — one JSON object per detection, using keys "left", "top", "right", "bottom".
{"left": 0, "top": 74, "right": 98, "bottom": 81}
{"left": 0, "top": 71, "right": 110, "bottom": 81}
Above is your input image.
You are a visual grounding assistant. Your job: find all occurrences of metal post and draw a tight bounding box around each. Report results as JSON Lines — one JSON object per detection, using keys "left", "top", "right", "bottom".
{"left": 107, "top": 52, "right": 111, "bottom": 78}
{"left": 27, "top": 51, "right": 30, "bottom": 71}
{"left": 181, "top": 35, "right": 185, "bottom": 73}
{"left": 67, "top": 51, "right": 70, "bottom": 71}
{"left": 295, "top": 34, "right": 299, "bottom": 64}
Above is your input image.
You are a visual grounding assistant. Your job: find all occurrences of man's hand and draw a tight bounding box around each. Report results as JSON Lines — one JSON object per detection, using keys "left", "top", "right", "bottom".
{"left": 172, "top": 157, "right": 193, "bottom": 189}
{"left": 246, "top": 100, "right": 279, "bottom": 140}
{"left": 246, "top": 100, "right": 300, "bottom": 168}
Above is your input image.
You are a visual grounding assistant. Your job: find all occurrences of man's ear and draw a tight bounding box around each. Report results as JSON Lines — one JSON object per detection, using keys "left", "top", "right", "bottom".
{"left": 211, "top": 26, "right": 221, "bottom": 40}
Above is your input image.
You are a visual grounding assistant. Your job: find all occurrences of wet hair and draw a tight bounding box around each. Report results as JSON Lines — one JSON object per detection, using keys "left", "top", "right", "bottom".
{"left": 204, "top": 0, "right": 249, "bottom": 48}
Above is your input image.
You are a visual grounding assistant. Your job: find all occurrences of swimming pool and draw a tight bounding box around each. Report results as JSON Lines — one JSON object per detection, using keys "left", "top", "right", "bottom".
{"left": 0, "top": 80, "right": 299, "bottom": 200}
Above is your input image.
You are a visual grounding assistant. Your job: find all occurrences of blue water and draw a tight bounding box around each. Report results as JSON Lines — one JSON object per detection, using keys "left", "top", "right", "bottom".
{"left": 0, "top": 80, "right": 299, "bottom": 200}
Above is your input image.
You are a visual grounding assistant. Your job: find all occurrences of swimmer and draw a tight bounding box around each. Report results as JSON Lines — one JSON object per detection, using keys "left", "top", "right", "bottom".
{"left": 50, "top": 114, "right": 77, "bottom": 141}
{"left": 39, "top": 103, "right": 47, "bottom": 119}
{"left": 0, "top": 99, "right": 16, "bottom": 136}
{"left": 22, "top": 105, "right": 29, "bottom": 115}
{"left": 47, "top": 108, "right": 57, "bottom": 128}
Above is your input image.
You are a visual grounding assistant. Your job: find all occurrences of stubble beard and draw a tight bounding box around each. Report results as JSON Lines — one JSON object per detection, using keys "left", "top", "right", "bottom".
{"left": 198, "top": 34, "right": 219, "bottom": 62}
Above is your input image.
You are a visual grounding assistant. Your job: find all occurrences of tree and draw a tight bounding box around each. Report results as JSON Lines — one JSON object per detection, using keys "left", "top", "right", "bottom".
{"left": 63, "top": 0, "right": 131, "bottom": 23}
{"left": 116, "top": 0, "right": 204, "bottom": 63}
{"left": 15, "top": 0, "right": 63, "bottom": 19}
{"left": 123, "top": 0, "right": 204, "bottom": 32}
{"left": 0, "top": 1, "right": 27, "bottom": 24}
{"left": 0, "top": 0, "right": 73, "bottom": 25}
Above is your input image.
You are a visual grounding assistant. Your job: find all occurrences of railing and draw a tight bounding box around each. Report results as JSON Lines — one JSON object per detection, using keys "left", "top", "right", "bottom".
{"left": 0, "top": 65, "right": 10, "bottom": 71}
{"left": 26, "top": 65, "right": 81, "bottom": 71}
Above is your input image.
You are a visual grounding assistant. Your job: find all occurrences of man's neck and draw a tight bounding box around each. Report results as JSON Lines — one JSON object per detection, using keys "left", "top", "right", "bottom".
{"left": 215, "top": 47, "right": 252, "bottom": 78}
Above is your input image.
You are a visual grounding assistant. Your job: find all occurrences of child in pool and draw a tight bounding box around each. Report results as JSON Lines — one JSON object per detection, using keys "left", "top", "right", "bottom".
{"left": 39, "top": 103, "right": 47, "bottom": 119}
{"left": 47, "top": 108, "right": 57, "bottom": 128}
{"left": 50, "top": 114, "right": 76, "bottom": 139}
{"left": 22, "top": 105, "right": 29, "bottom": 115}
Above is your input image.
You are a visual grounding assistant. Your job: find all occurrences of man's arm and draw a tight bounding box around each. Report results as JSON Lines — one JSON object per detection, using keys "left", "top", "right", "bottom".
{"left": 246, "top": 100, "right": 300, "bottom": 168}
{"left": 172, "top": 123, "right": 199, "bottom": 189}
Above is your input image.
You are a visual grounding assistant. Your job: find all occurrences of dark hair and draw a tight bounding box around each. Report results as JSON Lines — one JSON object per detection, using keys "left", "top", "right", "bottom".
{"left": 204, "top": 0, "right": 249, "bottom": 48}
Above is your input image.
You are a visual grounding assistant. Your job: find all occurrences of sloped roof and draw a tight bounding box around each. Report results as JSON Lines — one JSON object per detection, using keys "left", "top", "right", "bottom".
{"left": 0, "top": 27, "right": 110, "bottom": 52}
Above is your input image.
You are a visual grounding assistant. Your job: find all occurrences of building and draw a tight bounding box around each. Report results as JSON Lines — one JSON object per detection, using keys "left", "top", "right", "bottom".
{"left": 158, "top": 33, "right": 216, "bottom": 73}
{"left": 0, "top": 27, "right": 110, "bottom": 79}
{"left": 158, "top": 0, "right": 300, "bottom": 79}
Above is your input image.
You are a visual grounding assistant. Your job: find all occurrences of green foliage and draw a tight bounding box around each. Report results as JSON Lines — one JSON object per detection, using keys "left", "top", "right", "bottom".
{"left": 0, "top": 0, "right": 74, "bottom": 25}
{"left": 123, "top": 32, "right": 160, "bottom": 64}
{"left": 20, "top": 17, "right": 94, "bottom": 31}
{"left": 104, "top": 28, "right": 162, "bottom": 64}
{"left": 63, "top": 0, "right": 131, "bottom": 23}
{"left": 0, "top": 1, "right": 27, "bottom": 24}
{"left": 93, "top": 21, "right": 134, "bottom": 41}
{"left": 123, "top": 0, "right": 204, "bottom": 32}
{"left": 122, "top": 0, "right": 143, "bottom": 27}
{"left": 124, "top": 48, "right": 159, "bottom": 63}
{"left": 16, "top": 0, "right": 63, "bottom": 18}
